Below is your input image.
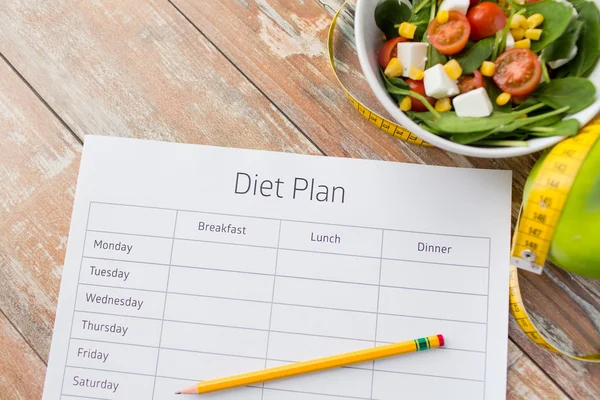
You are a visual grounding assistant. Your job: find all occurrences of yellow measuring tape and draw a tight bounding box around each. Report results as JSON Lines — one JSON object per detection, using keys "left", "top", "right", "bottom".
{"left": 509, "top": 118, "right": 600, "bottom": 362}
{"left": 328, "top": 0, "right": 430, "bottom": 146}
{"left": 329, "top": 1, "right": 600, "bottom": 362}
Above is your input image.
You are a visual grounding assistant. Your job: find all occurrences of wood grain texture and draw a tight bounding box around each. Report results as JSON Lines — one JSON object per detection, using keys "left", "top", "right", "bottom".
{"left": 0, "top": 310, "right": 46, "bottom": 400}
{"left": 507, "top": 341, "right": 568, "bottom": 400}
{"left": 0, "top": 0, "right": 597, "bottom": 398}
{"left": 0, "top": 0, "right": 318, "bottom": 154}
{"left": 0, "top": 56, "right": 81, "bottom": 363}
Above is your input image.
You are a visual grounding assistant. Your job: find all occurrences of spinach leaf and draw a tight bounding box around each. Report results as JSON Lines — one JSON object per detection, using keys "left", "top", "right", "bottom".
{"left": 408, "top": 0, "right": 433, "bottom": 40}
{"left": 409, "top": 103, "right": 543, "bottom": 134}
{"left": 533, "top": 77, "right": 596, "bottom": 113}
{"left": 455, "top": 37, "right": 495, "bottom": 74}
{"left": 542, "top": 20, "right": 583, "bottom": 62}
{"left": 375, "top": 0, "right": 412, "bottom": 39}
{"left": 484, "top": 77, "right": 511, "bottom": 112}
{"left": 490, "top": 106, "right": 569, "bottom": 133}
{"left": 424, "top": 35, "right": 448, "bottom": 68}
{"left": 450, "top": 130, "right": 495, "bottom": 144}
{"left": 521, "top": 1, "right": 573, "bottom": 52}
{"left": 523, "top": 112, "right": 563, "bottom": 128}
{"left": 568, "top": 0, "right": 590, "bottom": 13}
{"left": 567, "top": 2, "right": 600, "bottom": 77}
{"left": 528, "top": 119, "right": 580, "bottom": 136}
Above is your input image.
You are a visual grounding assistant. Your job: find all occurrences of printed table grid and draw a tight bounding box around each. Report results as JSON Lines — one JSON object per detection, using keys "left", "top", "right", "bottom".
{"left": 61, "top": 201, "right": 491, "bottom": 399}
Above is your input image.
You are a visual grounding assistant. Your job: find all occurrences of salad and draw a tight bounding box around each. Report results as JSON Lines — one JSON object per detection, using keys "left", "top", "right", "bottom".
{"left": 375, "top": 0, "right": 600, "bottom": 146}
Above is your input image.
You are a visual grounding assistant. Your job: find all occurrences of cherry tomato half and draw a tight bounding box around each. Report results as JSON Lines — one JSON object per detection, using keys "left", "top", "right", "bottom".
{"left": 493, "top": 48, "right": 542, "bottom": 96}
{"left": 427, "top": 11, "right": 471, "bottom": 55}
{"left": 378, "top": 37, "right": 409, "bottom": 69}
{"left": 467, "top": 2, "right": 507, "bottom": 41}
{"left": 457, "top": 70, "right": 484, "bottom": 93}
{"left": 406, "top": 79, "right": 436, "bottom": 112}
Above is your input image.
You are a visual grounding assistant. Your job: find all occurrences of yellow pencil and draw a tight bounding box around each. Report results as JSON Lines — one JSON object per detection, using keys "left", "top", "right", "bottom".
{"left": 176, "top": 334, "right": 444, "bottom": 395}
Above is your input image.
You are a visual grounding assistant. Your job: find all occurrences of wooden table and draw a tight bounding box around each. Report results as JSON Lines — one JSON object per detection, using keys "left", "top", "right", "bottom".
{"left": 0, "top": 1, "right": 598, "bottom": 398}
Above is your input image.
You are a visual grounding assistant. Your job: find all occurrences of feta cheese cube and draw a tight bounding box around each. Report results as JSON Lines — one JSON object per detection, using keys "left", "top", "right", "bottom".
{"left": 548, "top": 46, "right": 578, "bottom": 69}
{"left": 453, "top": 87, "right": 494, "bottom": 117}
{"left": 423, "top": 64, "right": 460, "bottom": 99}
{"left": 505, "top": 31, "right": 515, "bottom": 51}
{"left": 439, "top": 0, "right": 470, "bottom": 15}
{"left": 397, "top": 42, "right": 428, "bottom": 77}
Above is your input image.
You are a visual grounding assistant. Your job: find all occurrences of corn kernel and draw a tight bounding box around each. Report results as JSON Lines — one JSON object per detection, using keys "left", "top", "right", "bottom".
{"left": 511, "top": 28, "right": 525, "bottom": 40}
{"left": 408, "top": 67, "right": 424, "bottom": 80}
{"left": 480, "top": 61, "right": 496, "bottom": 77}
{"left": 496, "top": 92, "right": 512, "bottom": 106}
{"left": 527, "top": 13, "right": 544, "bottom": 29}
{"left": 436, "top": 9, "right": 449, "bottom": 24}
{"left": 514, "top": 38, "right": 531, "bottom": 49}
{"left": 435, "top": 98, "right": 452, "bottom": 112}
{"left": 408, "top": 67, "right": 425, "bottom": 81}
{"left": 398, "top": 22, "right": 417, "bottom": 39}
{"left": 400, "top": 97, "right": 412, "bottom": 111}
{"left": 510, "top": 14, "right": 527, "bottom": 29}
{"left": 384, "top": 57, "right": 404, "bottom": 78}
{"left": 444, "top": 59, "right": 463, "bottom": 80}
{"left": 525, "top": 28, "right": 542, "bottom": 41}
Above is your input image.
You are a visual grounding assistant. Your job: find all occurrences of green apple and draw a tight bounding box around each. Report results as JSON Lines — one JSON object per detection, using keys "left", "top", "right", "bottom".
{"left": 523, "top": 140, "right": 600, "bottom": 279}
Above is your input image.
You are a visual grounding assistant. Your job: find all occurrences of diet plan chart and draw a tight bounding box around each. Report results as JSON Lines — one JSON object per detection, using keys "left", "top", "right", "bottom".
{"left": 42, "top": 135, "right": 512, "bottom": 400}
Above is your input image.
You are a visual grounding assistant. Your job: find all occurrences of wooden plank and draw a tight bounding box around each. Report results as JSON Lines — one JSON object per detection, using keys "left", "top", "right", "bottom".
{"left": 0, "top": 0, "right": 318, "bottom": 154}
{"left": 507, "top": 341, "right": 568, "bottom": 400}
{"left": 0, "top": 57, "right": 82, "bottom": 362}
{"left": 0, "top": 310, "right": 46, "bottom": 399}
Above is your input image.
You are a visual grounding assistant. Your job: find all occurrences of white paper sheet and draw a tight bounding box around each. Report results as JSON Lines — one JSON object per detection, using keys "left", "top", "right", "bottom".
{"left": 43, "top": 136, "right": 512, "bottom": 400}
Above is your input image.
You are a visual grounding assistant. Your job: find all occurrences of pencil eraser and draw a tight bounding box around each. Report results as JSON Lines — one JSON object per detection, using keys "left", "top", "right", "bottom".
{"left": 437, "top": 334, "right": 445, "bottom": 347}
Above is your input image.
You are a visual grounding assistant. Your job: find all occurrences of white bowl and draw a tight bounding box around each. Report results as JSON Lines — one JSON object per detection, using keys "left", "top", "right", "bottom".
{"left": 355, "top": 0, "right": 600, "bottom": 158}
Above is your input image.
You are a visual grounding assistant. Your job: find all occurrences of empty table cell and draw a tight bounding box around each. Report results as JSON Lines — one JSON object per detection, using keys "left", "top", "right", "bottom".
{"left": 273, "top": 277, "right": 379, "bottom": 313}
{"left": 375, "top": 347, "right": 486, "bottom": 381}
{"left": 276, "top": 250, "right": 380, "bottom": 285}
{"left": 264, "top": 359, "right": 373, "bottom": 399}
{"left": 267, "top": 331, "right": 374, "bottom": 364}
{"left": 270, "top": 304, "right": 376, "bottom": 341}
{"left": 71, "top": 312, "right": 162, "bottom": 347}
{"left": 67, "top": 338, "right": 158, "bottom": 375}
{"left": 160, "top": 321, "right": 269, "bottom": 359}
{"left": 175, "top": 211, "right": 280, "bottom": 247}
{"left": 88, "top": 203, "right": 177, "bottom": 237}
{"left": 376, "top": 314, "right": 487, "bottom": 352}
{"left": 372, "top": 370, "right": 484, "bottom": 400}
{"left": 279, "top": 221, "right": 382, "bottom": 257}
{"left": 168, "top": 267, "right": 274, "bottom": 302}
{"left": 379, "top": 286, "right": 488, "bottom": 323}
{"left": 157, "top": 348, "right": 265, "bottom": 381}
{"left": 383, "top": 231, "right": 490, "bottom": 267}
{"left": 62, "top": 366, "right": 154, "bottom": 399}
{"left": 171, "top": 240, "right": 277, "bottom": 275}
{"left": 381, "top": 259, "right": 489, "bottom": 295}
{"left": 263, "top": 390, "right": 360, "bottom": 400}
{"left": 80, "top": 258, "right": 169, "bottom": 291}
{"left": 164, "top": 293, "right": 272, "bottom": 330}
{"left": 76, "top": 285, "right": 165, "bottom": 319}
{"left": 153, "top": 377, "right": 263, "bottom": 400}
{"left": 84, "top": 231, "right": 173, "bottom": 264}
